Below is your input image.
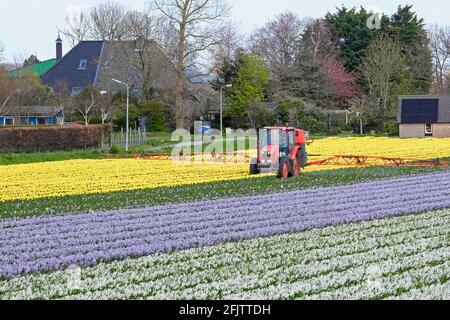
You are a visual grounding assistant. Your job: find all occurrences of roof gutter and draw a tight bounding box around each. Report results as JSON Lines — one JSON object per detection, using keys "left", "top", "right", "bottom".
{"left": 93, "top": 41, "right": 106, "bottom": 87}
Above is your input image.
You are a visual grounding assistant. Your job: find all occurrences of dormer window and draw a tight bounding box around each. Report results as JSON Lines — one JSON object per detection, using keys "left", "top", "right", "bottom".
{"left": 78, "top": 59, "right": 88, "bottom": 70}
{"left": 104, "top": 59, "right": 113, "bottom": 68}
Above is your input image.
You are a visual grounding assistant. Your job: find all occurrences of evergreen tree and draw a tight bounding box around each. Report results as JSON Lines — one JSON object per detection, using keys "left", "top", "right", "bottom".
{"left": 326, "top": 5, "right": 432, "bottom": 95}
{"left": 23, "top": 55, "right": 40, "bottom": 67}
{"left": 389, "top": 5, "right": 432, "bottom": 94}
{"left": 210, "top": 49, "right": 245, "bottom": 91}
{"left": 325, "top": 6, "right": 390, "bottom": 71}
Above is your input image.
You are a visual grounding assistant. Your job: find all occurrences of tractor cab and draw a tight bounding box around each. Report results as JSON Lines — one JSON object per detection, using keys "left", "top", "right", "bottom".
{"left": 250, "top": 126, "right": 308, "bottom": 179}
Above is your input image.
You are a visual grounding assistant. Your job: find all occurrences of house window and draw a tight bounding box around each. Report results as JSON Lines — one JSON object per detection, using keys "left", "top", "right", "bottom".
{"left": 71, "top": 87, "right": 82, "bottom": 96}
{"left": 4, "top": 117, "right": 14, "bottom": 126}
{"left": 425, "top": 123, "right": 433, "bottom": 137}
{"left": 78, "top": 59, "right": 88, "bottom": 70}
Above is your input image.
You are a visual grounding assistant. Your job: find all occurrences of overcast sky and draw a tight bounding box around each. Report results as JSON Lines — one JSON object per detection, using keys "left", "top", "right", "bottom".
{"left": 1, "top": 0, "right": 449, "bottom": 63}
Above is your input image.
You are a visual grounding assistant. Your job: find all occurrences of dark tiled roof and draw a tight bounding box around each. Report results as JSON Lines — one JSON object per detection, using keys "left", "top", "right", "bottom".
{"left": 0, "top": 106, "right": 63, "bottom": 117}
{"left": 398, "top": 95, "right": 450, "bottom": 123}
{"left": 41, "top": 41, "right": 105, "bottom": 91}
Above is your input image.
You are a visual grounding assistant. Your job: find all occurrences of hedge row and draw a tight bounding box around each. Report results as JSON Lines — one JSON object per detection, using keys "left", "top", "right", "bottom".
{"left": 0, "top": 124, "right": 112, "bottom": 152}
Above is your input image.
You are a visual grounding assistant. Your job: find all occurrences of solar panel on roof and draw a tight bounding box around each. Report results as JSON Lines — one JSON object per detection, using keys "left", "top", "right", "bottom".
{"left": 401, "top": 98, "right": 439, "bottom": 123}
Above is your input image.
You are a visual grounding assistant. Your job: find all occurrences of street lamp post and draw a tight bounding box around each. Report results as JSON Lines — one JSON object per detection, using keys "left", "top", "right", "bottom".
{"left": 356, "top": 111, "right": 363, "bottom": 135}
{"left": 220, "top": 84, "right": 232, "bottom": 134}
{"left": 112, "top": 79, "right": 130, "bottom": 151}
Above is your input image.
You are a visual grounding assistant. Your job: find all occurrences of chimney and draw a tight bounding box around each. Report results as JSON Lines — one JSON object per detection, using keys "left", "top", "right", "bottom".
{"left": 56, "top": 34, "right": 63, "bottom": 61}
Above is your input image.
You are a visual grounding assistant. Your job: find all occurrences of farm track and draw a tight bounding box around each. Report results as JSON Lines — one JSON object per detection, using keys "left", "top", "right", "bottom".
{"left": 0, "top": 171, "right": 449, "bottom": 279}
{"left": 0, "top": 209, "right": 448, "bottom": 300}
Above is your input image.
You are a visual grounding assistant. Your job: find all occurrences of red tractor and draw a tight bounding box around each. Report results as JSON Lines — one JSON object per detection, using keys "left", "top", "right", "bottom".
{"left": 250, "top": 126, "right": 308, "bottom": 179}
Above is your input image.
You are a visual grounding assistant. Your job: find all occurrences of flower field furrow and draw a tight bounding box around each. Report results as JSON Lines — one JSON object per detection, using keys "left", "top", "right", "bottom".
{"left": 192, "top": 248, "right": 449, "bottom": 300}
{"left": 150, "top": 218, "right": 448, "bottom": 299}
{"left": 302, "top": 261, "right": 449, "bottom": 301}
{"left": 391, "top": 282, "right": 450, "bottom": 300}
{"left": 0, "top": 209, "right": 448, "bottom": 300}
{"left": 141, "top": 233, "right": 448, "bottom": 300}
{"left": 0, "top": 172, "right": 449, "bottom": 278}
{"left": 73, "top": 249, "right": 448, "bottom": 300}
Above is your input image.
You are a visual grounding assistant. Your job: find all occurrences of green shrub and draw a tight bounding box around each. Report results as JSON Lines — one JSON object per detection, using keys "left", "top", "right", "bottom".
{"left": 143, "top": 101, "right": 167, "bottom": 132}
{"left": 300, "top": 115, "right": 327, "bottom": 133}
{"left": 383, "top": 119, "right": 399, "bottom": 136}
{"left": 113, "top": 103, "right": 140, "bottom": 130}
{"left": 109, "top": 145, "right": 120, "bottom": 154}
{"left": 327, "top": 127, "right": 341, "bottom": 135}
{"left": 274, "top": 99, "right": 304, "bottom": 125}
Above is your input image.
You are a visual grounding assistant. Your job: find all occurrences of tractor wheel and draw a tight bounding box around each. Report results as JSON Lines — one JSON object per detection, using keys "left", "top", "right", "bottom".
{"left": 277, "top": 157, "right": 293, "bottom": 179}
{"left": 298, "top": 144, "right": 308, "bottom": 168}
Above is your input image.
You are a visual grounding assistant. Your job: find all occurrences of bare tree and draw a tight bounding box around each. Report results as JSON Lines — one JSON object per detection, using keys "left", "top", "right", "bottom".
{"left": 1, "top": 68, "right": 51, "bottom": 119}
{"left": 89, "top": 1, "right": 129, "bottom": 41}
{"left": 428, "top": 24, "right": 450, "bottom": 94}
{"left": 0, "top": 67, "right": 14, "bottom": 114}
{"left": 153, "top": 15, "right": 182, "bottom": 63}
{"left": 97, "top": 91, "right": 116, "bottom": 124}
{"left": 54, "top": 80, "right": 73, "bottom": 120}
{"left": 60, "top": 1, "right": 159, "bottom": 45}
{"left": 359, "top": 35, "right": 403, "bottom": 125}
{"left": 301, "top": 19, "right": 336, "bottom": 63}
{"left": 0, "top": 42, "right": 4, "bottom": 62}
{"left": 250, "top": 11, "right": 307, "bottom": 77}
{"left": 122, "top": 11, "right": 162, "bottom": 98}
{"left": 100, "top": 12, "right": 179, "bottom": 101}
{"left": 11, "top": 54, "right": 27, "bottom": 70}
{"left": 73, "top": 87, "right": 97, "bottom": 125}
{"left": 209, "top": 22, "right": 242, "bottom": 70}
{"left": 9, "top": 74, "right": 45, "bottom": 122}
{"left": 153, "top": 0, "right": 232, "bottom": 128}
{"left": 59, "top": 10, "right": 90, "bottom": 48}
